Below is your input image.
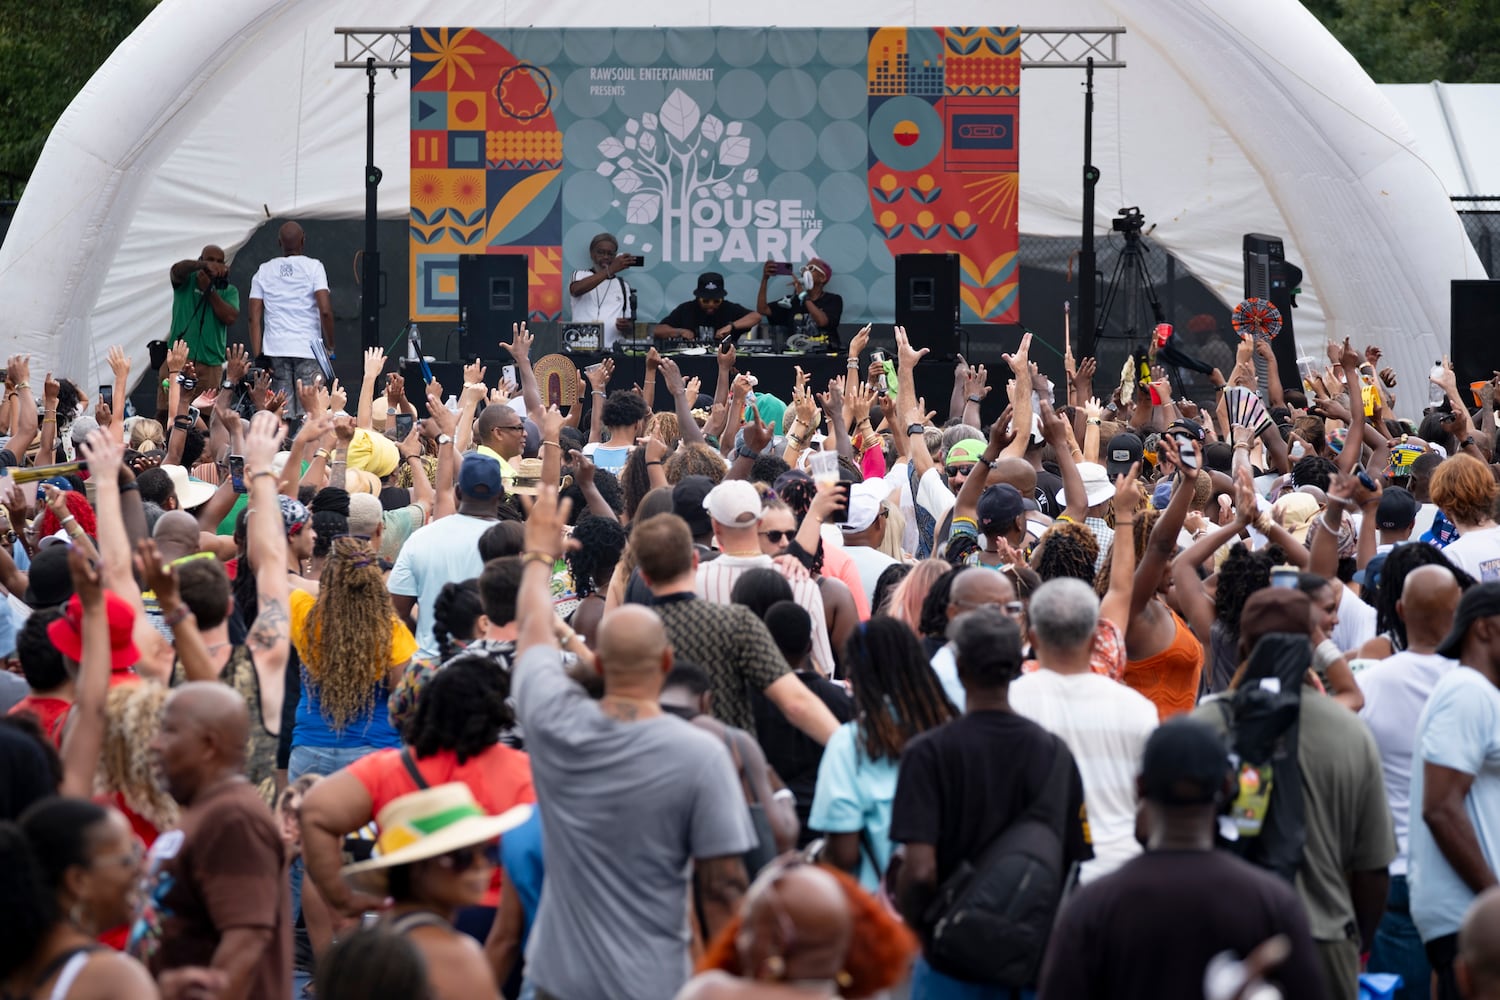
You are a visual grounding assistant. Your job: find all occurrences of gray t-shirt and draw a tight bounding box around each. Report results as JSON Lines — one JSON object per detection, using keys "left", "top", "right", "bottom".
{"left": 514, "top": 644, "right": 756, "bottom": 1000}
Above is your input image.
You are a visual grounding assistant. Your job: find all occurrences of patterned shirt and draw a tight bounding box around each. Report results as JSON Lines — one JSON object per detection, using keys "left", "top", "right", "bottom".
{"left": 651, "top": 593, "right": 790, "bottom": 736}
{"left": 694, "top": 553, "right": 834, "bottom": 675}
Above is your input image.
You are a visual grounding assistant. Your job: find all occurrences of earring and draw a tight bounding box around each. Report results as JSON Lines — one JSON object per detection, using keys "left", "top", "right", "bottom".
{"left": 763, "top": 955, "right": 786, "bottom": 980}
{"left": 69, "top": 899, "right": 88, "bottom": 933}
{"left": 836, "top": 970, "right": 853, "bottom": 989}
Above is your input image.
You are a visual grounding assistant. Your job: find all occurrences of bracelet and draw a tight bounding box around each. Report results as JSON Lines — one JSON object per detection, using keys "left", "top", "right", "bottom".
{"left": 1233, "top": 442, "right": 1251, "bottom": 450}
{"left": 967, "top": 394, "right": 983, "bottom": 404}
{"left": 540, "top": 440, "right": 562, "bottom": 450}
{"left": 1114, "top": 519, "right": 1135, "bottom": 528}
{"left": 162, "top": 605, "right": 192, "bottom": 628}
{"left": 250, "top": 470, "right": 277, "bottom": 482}
{"left": 1312, "top": 638, "right": 1342, "bottom": 673}
{"left": 521, "top": 551, "right": 555, "bottom": 570}
{"left": 846, "top": 358, "right": 860, "bottom": 367}
{"left": 314, "top": 449, "right": 330, "bottom": 460}
{"left": 592, "top": 390, "right": 606, "bottom": 397}
{"left": 647, "top": 460, "right": 663, "bottom": 467}
{"left": 772, "top": 788, "right": 796, "bottom": 804}
{"left": 60, "top": 516, "right": 76, "bottom": 527}
{"left": 12, "top": 382, "right": 28, "bottom": 390}
{"left": 1087, "top": 418, "right": 1102, "bottom": 426}
{"left": 119, "top": 481, "right": 139, "bottom": 494}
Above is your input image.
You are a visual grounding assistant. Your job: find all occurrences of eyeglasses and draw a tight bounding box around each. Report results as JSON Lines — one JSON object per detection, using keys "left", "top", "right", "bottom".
{"left": 433, "top": 842, "right": 501, "bottom": 873}
{"left": 91, "top": 842, "right": 145, "bottom": 871}
{"left": 760, "top": 529, "right": 794, "bottom": 544}
{"left": 951, "top": 599, "right": 1026, "bottom": 618}
{"left": 496, "top": 423, "right": 525, "bottom": 432}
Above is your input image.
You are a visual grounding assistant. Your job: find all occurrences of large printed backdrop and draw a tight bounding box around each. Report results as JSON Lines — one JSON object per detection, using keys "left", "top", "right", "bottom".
{"left": 410, "top": 27, "right": 1019, "bottom": 327}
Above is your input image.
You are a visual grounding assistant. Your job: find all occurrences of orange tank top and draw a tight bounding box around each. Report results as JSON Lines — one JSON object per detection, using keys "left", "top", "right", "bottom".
{"left": 1124, "top": 605, "right": 1203, "bottom": 721}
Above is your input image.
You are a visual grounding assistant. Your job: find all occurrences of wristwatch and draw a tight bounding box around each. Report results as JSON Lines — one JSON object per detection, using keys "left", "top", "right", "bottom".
{"left": 436, "top": 434, "right": 453, "bottom": 447}
{"left": 220, "top": 378, "right": 235, "bottom": 390}
{"left": 735, "top": 442, "right": 759, "bottom": 461}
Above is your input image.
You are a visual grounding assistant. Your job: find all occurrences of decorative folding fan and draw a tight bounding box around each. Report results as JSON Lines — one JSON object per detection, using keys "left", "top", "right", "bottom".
{"left": 1232, "top": 298, "right": 1283, "bottom": 341}
{"left": 531, "top": 354, "right": 580, "bottom": 409}
{"left": 1224, "top": 385, "right": 1272, "bottom": 434}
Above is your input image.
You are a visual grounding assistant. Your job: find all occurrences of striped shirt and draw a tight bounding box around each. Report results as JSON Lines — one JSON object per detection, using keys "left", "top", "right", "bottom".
{"left": 695, "top": 554, "right": 835, "bottom": 675}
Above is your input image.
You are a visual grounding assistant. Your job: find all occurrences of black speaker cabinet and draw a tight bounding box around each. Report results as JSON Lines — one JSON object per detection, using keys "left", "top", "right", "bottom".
{"left": 895, "top": 253, "right": 960, "bottom": 358}
{"left": 458, "top": 254, "right": 529, "bottom": 358}
{"left": 1243, "top": 234, "right": 1302, "bottom": 395}
{"left": 1451, "top": 280, "right": 1500, "bottom": 391}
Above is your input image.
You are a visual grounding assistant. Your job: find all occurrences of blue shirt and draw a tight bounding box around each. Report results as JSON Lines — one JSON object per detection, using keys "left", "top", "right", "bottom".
{"left": 1409, "top": 667, "right": 1500, "bottom": 941}
{"left": 500, "top": 810, "right": 546, "bottom": 947}
{"left": 809, "top": 722, "right": 899, "bottom": 891}
{"left": 292, "top": 669, "right": 402, "bottom": 750}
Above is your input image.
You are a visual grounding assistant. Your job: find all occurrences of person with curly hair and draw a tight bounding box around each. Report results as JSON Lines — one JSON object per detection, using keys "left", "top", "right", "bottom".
{"left": 665, "top": 441, "right": 729, "bottom": 486}
{"left": 683, "top": 858, "right": 919, "bottom": 1000}
{"left": 1205, "top": 543, "right": 1283, "bottom": 693}
{"left": 98, "top": 681, "right": 180, "bottom": 847}
{"left": 1431, "top": 453, "right": 1500, "bottom": 582}
{"left": 565, "top": 513, "right": 628, "bottom": 648}
{"left": 288, "top": 535, "right": 417, "bottom": 781}
{"left": 1032, "top": 520, "right": 1099, "bottom": 584}
{"left": 300, "top": 655, "right": 534, "bottom": 970}
{"left": 810, "top": 618, "right": 958, "bottom": 890}
{"left": 586, "top": 389, "right": 650, "bottom": 474}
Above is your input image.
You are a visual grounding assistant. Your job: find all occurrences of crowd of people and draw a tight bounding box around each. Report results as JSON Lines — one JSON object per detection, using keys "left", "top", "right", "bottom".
{"left": 5, "top": 235, "right": 1500, "bottom": 1000}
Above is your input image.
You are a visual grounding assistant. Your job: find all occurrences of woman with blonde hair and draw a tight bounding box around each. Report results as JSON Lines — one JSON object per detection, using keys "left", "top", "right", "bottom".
{"left": 127, "top": 417, "right": 165, "bottom": 454}
{"left": 289, "top": 535, "right": 417, "bottom": 780}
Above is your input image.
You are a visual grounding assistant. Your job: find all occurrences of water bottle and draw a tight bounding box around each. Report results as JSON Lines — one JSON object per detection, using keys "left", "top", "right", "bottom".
{"left": 1430, "top": 362, "right": 1446, "bottom": 407}
{"left": 407, "top": 320, "right": 422, "bottom": 361}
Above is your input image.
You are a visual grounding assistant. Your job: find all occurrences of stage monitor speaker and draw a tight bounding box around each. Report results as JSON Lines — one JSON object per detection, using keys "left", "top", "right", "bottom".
{"left": 1451, "top": 280, "right": 1500, "bottom": 391}
{"left": 1243, "top": 234, "right": 1302, "bottom": 395}
{"left": 458, "top": 253, "right": 529, "bottom": 358}
{"left": 895, "top": 253, "right": 959, "bottom": 358}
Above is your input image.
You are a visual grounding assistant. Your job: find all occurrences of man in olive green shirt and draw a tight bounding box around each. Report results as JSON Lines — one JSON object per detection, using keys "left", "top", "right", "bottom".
{"left": 161, "top": 246, "right": 240, "bottom": 416}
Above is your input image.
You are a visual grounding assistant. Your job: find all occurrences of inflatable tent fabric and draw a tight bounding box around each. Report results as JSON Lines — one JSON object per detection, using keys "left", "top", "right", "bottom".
{"left": 0, "top": 0, "right": 1482, "bottom": 418}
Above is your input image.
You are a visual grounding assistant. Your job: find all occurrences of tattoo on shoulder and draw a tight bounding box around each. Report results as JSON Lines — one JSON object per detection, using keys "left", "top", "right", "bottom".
{"left": 247, "top": 596, "right": 289, "bottom": 652}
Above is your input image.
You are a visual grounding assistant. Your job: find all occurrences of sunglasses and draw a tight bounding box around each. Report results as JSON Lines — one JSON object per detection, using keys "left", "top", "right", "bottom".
{"left": 945, "top": 465, "right": 976, "bottom": 478}
{"left": 759, "top": 529, "right": 794, "bottom": 544}
{"left": 434, "top": 842, "right": 502, "bottom": 873}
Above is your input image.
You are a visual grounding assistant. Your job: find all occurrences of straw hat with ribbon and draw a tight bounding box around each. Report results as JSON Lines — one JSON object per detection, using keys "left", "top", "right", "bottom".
{"left": 341, "top": 783, "right": 532, "bottom": 893}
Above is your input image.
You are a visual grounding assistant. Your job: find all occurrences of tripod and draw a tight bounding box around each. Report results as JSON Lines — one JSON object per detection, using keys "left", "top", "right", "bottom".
{"left": 1095, "top": 210, "right": 1177, "bottom": 400}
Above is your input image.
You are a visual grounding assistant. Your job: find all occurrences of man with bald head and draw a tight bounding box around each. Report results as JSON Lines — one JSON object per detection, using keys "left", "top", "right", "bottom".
{"left": 512, "top": 487, "right": 756, "bottom": 1000}
{"left": 248, "top": 220, "right": 334, "bottom": 418}
{"left": 1458, "top": 888, "right": 1500, "bottom": 999}
{"left": 130, "top": 683, "right": 291, "bottom": 1000}
{"left": 928, "top": 566, "right": 1018, "bottom": 709}
{"left": 164, "top": 244, "right": 239, "bottom": 419}
{"left": 1359, "top": 564, "right": 1462, "bottom": 994}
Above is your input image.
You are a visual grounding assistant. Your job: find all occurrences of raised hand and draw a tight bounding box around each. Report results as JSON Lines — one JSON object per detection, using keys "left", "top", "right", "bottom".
{"left": 166, "top": 340, "right": 190, "bottom": 375}
{"left": 570, "top": 448, "right": 597, "bottom": 490}
{"left": 107, "top": 345, "right": 132, "bottom": 385}
{"left": 894, "top": 324, "right": 928, "bottom": 370}
{"left": 656, "top": 356, "right": 685, "bottom": 398}
{"left": 78, "top": 428, "right": 126, "bottom": 483}
{"left": 328, "top": 377, "right": 348, "bottom": 414}
{"left": 523, "top": 484, "right": 575, "bottom": 561}
{"left": 296, "top": 377, "right": 323, "bottom": 417}
{"left": 135, "top": 538, "right": 179, "bottom": 609}
{"left": 646, "top": 346, "right": 662, "bottom": 375}
{"left": 1113, "top": 461, "right": 1143, "bottom": 512}
{"left": 847, "top": 323, "right": 871, "bottom": 361}
{"left": 541, "top": 404, "right": 564, "bottom": 443}
{"left": 67, "top": 543, "right": 104, "bottom": 611}
{"left": 224, "top": 344, "right": 249, "bottom": 385}
{"left": 362, "top": 347, "right": 385, "bottom": 381}
{"left": 243, "top": 410, "right": 285, "bottom": 473}
{"left": 684, "top": 375, "right": 702, "bottom": 400}
{"left": 743, "top": 404, "right": 773, "bottom": 452}
{"left": 463, "top": 359, "right": 487, "bottom": 386}
{"left": 964, "top": 363, "right": 990, "bottom": 401}
{"left": 501, "top": 322, "right": 534, "bottom": 363}
{"left": 587, "top": 357, "right": 614, "bottom": 393}
{"left": 1003, "top": 332, "right": 1033, "bottom": 377}
{"left": 1083, "top": 396, "right": 1104, "bottom": 422}
{"left": 1338, "top": 337, "right": 1362, "bottom": 376}
{"left": 40, "top": 483, "right": 70, "bottom": 520}
{"left": 333, "top": 414, "right": 357, "bottom": 445}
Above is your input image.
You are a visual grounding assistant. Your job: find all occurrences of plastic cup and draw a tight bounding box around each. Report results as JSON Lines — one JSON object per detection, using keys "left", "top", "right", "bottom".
{"left": 807, "top": 450, "right": 840, "bottom": 487}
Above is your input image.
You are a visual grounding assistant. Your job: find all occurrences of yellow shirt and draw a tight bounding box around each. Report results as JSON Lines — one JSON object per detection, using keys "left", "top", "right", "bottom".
{"left": 288, "top": 588, "right": 417, "bottom": 669}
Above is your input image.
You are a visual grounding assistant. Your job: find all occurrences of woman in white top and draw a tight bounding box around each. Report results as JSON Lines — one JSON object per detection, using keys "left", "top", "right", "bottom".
{"left": 568, "top": 232, "right": 639, "bottom": 348}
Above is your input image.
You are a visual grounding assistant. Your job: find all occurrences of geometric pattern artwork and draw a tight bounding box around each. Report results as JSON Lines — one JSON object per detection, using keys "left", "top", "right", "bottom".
{"left": 411, "top": 26, "right": 1020, "bottom": 325}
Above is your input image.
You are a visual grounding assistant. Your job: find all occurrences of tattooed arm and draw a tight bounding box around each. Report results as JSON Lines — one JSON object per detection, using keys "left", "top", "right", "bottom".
{"left": 244, "top": 411, "right": 292, "bottom": 724}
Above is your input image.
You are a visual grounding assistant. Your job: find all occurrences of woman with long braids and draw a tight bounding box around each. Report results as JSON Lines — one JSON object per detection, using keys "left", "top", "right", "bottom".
{"left": 1359, "top": 542, "right": 1473, "bottom": 660}
{"left": 0, "top": 798, "right": 157, "bottom": 999}
{"left": 809, "top": 618, "right": 957, "bottom": 891}
{"left": 288, "top": 535, "right": 417, "bottom": 779}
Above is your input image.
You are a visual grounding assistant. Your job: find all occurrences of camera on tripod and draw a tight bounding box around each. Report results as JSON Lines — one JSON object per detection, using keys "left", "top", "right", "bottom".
{"left": 1111, "top": 206, "right": 1146, "bottom": 235}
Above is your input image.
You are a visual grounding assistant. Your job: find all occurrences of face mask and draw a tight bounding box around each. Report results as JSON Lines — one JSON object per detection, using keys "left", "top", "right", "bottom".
{"left": 801, "top": 268, "right": 816, "bottom": 291}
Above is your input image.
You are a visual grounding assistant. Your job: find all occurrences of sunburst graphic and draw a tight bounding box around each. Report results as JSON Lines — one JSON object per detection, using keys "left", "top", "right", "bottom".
{"left": 411, "top": 171, "right": 446, "bottom": 211}
{"left": 963, "top": 173, "right": 1018, "bottom": 227}
{"left": 415, "top": 28, "right": 484, "bottom": 89}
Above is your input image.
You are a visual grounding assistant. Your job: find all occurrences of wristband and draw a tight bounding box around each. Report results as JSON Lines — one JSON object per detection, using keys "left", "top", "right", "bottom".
{"left": 521, "top": 551, "right": 555, "bottom": 570}
{"left": 119, "top": 481, "right": 139, "bottom": 494}
{"left": 846, "top": 358, "right": 860, "bottom": 367}
{"left": 1312, "top": 638, "right": 1342, "bottom": 673}
{"left": 772, "top": 788, "right": 796, "bottom": 804}
{"left": 60, "top": 516, "right": 76, "bottom": 527}
{"left": 162, "top": 605, "right": 192, "bottom": 628}
{"left": 967, "top": 394, "right": 983, "bottom": 404}
{"left": 250, "top": 470, "right": 277, "bottom": 482}
{"left": 647, "top": 460, "right": 663, "bottom": 467}
{"left": 906, "top": 423, "right": 924, "bottom": 436}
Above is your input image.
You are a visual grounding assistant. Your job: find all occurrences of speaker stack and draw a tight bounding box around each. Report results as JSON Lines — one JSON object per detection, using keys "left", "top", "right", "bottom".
{"left": 1243, "top": 234, "right": 1303, "bottom": 394}
{"left": 457, "top": 254, "right": 529, "bottom": 359}
{"left": 895, "top": 253, "right": 960, "bottom": 358}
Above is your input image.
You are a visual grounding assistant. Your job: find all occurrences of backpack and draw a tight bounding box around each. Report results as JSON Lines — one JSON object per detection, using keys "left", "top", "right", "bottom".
{"left": 920, "top": 734, "right": 1076, "bottom": 988}
{"left": 1213, "top": 632, "right": 1309, "bottom": 883}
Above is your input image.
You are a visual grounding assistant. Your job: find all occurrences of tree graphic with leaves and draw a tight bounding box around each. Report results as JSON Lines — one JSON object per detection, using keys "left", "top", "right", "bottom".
{"left": 594, "top": 87, "right": 758, "bottom": 262}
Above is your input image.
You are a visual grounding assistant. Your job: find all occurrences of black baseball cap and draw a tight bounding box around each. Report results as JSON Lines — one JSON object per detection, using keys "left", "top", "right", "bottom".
{"left": 1375, "top": 486, "right": 1419, "bottom": 531}
{"left": 1140, "top": 717, "right": 1233, "bottom": 807}
{"left": 977, "top": 484, "right": 1025, "bottom": 536}
{"left": 1436, "top": 581, "right": 1500, "bottom": 660}
{"left": 1106, "top": 432, "right": 1144, "bottom": 480}
{"left": 22, "top": 544, "right": 75, "bottom": 609}
{"left": 672, "top": 475, "right": 715, "bottom": 538}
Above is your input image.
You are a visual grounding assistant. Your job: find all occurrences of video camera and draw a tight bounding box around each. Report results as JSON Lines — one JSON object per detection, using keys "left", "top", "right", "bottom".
{"left": 1111, "top": 206, "right": 1146, "bottom": 234}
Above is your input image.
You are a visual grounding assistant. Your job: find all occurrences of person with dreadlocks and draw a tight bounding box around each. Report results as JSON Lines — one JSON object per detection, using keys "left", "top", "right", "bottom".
{"left": 564, "top": 513, "right": 628, "bottom": 649}
{"left": 1359, "top": 542, "right": 1474, "bottom": 660}
{"left": 1031, "top": 519, "right": 1099, "bottom": 584}
{"left": 809, "top": 618, "right": 958, "bottom": 891}
{"left": 287, "top": 535, "right": 417, "bottom": 781}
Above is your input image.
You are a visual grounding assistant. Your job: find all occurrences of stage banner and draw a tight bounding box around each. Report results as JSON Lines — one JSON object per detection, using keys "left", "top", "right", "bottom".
{"left": 409, "top": 27, "right": 1019, "bottom": 328}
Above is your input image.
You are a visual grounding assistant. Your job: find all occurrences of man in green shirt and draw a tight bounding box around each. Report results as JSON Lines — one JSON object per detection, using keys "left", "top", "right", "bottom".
{"left": 160, "top": 245, "right": 240, "bottom": 417}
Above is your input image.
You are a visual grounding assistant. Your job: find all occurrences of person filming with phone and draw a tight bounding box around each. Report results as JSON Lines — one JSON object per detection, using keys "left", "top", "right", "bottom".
{"left": 653, "top": 271, "right": 761, "bottom": 343}
{"left": 758, "top": 257, "right": 843, "bottom": 351}
{"left": 161, "top": 245, "right": 239, "bottom": 420}
{"left": 568, "top": 232, "right": 639, "bottom": 348}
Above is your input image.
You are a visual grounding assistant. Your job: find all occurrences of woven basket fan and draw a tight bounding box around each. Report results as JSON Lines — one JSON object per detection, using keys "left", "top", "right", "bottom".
{"left": 532, "top": 354, "right": 580, "bottom": 408}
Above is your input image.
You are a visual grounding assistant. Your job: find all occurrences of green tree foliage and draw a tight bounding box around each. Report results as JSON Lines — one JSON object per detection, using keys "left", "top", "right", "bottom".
{"left": 0, "top": 1, "right": 158, "bottom": 185}
{"left": 1303, "top": 0, "right": 1500, "bottom": 83}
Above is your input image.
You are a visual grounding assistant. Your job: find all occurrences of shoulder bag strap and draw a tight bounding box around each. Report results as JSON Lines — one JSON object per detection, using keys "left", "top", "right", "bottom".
{"left": 399, "top": 747, "right": 430, "bottom": 790}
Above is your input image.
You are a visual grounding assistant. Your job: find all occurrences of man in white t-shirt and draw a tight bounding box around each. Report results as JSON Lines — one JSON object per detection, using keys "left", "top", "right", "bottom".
{"left": 835, "top": 479, "right": 898, "bottom": 607}
{"left": 1009, "top": 577, "right": 1158, "bottom": 883}
{"left": 1358, "top": 564, "right": 1461, "bottom": 994}
{"left": 567, "top": 232, "right": 638, "bottom": 348}
{"left": 248, "top": 221, "right": 333, "bottom": 417}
